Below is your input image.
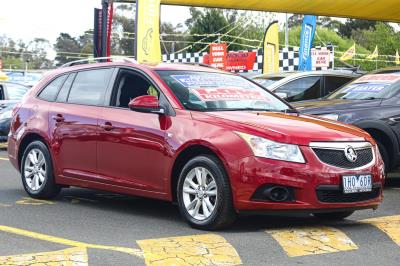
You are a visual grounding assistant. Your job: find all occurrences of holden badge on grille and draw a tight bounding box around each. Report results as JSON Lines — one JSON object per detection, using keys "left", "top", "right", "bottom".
{"left": 344, "top": 145, "right": 358, "bottom": 162}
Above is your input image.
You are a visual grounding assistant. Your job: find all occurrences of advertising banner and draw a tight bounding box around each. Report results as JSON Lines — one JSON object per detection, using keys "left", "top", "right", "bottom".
{"left": 311, "top": 48, "right": 331, "bottom": 69}
{"left": 209, "top": 43, "right": 227, "bottom": 69}
{"left": 298, "top": 15, "right": 317, "bottom": 71}
{"left": 262, "top": 21, "right": 279, "bottom": 74}
{"left": 396, "top": 50, "right": 400, "bottom": 65}
{"left": 203, "top": 51, "right": 256, "bottom": 71}
{"left": 135, "top": 0, "right": 162, "bottom": 63}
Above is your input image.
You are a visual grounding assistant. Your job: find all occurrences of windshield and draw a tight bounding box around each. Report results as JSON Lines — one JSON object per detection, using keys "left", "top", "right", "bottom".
{"left": 7, "top": 83, "right": 29, "bottom": 100}
{"left": 254, "top": 78, "right": 282, "bottom": 88}
{"left": 156, "top": 71, "right": 291, "bottom": 112}
{"left": 327, "top": 74, "right": 400, "bottom": 100}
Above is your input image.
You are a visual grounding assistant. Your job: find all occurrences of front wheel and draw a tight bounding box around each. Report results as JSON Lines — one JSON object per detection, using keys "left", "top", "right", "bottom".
{"left": 177, "top": 155, "right": 236, "bottom": 230}
{"left": 21, "top": 141, "right": 61, "bottom": 199}
{"left": 313, "top": 211, "right": 354, "bottom": 220}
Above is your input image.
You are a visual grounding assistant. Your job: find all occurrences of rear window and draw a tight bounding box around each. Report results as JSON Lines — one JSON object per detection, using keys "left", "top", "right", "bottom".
{"left": 67, "top": 68, "right": 113, "bottom": 105}
{"left": 328, "top": 74, "right": 400, "bottom": 100}
{"left": 38, "top": 75, "right": 67, "bottom": 101}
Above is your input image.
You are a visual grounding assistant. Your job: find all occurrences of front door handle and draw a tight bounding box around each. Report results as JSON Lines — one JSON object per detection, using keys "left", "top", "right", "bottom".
{"left": 52, "top": 114, "right": 65, "bottom": 122}
{"left": 100, "top": 122, "right": 114, "bottom": 131}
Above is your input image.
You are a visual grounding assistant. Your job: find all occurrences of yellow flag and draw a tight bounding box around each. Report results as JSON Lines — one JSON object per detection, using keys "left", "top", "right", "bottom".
{"left": 262, "top": 21, "right": 280, "bottom": 74}
{"left": 340, "top": 44, "right": 356, "bottom": 61}
{"left": 135, "top": 0, "right": 162, "bottom": 64}
{"left": 396, "top": 50, "right": 400, "bottom": 65}
{"left": 367, "top": 46, "right": 378, "bottom": 59}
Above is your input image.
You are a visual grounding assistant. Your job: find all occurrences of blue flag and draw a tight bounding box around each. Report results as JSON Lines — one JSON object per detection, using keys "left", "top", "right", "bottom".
{"left": 298, "top": 15, "right": 317, "bottom": 71}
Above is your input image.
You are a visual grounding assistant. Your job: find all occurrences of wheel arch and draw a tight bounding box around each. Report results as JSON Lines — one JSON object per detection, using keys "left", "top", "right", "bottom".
{"left": 169, "top": 142, "right": 230, "bottom": 202}
{"left": 18, "top": 132, "right": 49, "bottom": 169}
{"left": 354, "top": 120, "right": 399, "bottom": 169}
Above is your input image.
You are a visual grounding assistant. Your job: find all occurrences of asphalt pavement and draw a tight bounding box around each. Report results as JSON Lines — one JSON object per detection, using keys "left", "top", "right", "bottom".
{"left": 0, "top": 147, "right": 399, "bottom": 266}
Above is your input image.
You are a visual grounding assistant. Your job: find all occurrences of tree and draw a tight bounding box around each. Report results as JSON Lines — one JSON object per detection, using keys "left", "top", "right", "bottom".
{"left": 338, "top": 19, "right": 376, "bottom": 38}
{"left": 54, "top": 33, "right": 81, "bottom": 65}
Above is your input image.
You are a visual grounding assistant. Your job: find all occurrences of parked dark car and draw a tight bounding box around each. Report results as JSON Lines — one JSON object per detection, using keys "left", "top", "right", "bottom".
{"left": 254, "top": 71, "right": 361, "bottom": 102}
{"left": 0, "top": 82, "right": 30, "bottom": 141}
{"left": 294, "top": 68, "right": 400, "bottom": 173}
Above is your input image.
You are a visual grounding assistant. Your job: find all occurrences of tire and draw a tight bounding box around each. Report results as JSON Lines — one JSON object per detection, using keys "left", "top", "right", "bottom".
{"left": 313, "top": 211, "right": 354, "bottom": 220}
{"left": 376, "top": 141, "right": 390, "bottom": 173}
{"left": 177, "top": 155, "right": 236, "bottom": 230}
{"left": 21, "top": 141, "right": 61, "bottom": 199}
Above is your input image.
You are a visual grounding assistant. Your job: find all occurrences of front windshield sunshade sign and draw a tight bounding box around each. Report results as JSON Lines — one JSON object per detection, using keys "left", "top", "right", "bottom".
{"left": 171, "top": 74, "right": 250, "bottom": 88}
{"left": 191, "top": 88, "right": 268, "bottom": 101}
{"left": 355, "top": 74, "right": 400, "bottom": 84}
{"left": 343, "top": 83, "right": 389, "bottom": 93}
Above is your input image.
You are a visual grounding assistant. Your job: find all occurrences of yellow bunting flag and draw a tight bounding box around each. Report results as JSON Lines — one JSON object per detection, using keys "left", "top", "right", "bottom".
{"left": 367, "top": 46, "right": 379, "bottom": 59}
{"left": 396, "top": 50, "right": 400, "bottom": 65}
{"left": 340, "top": 44, "right": 356, "bottom": 61}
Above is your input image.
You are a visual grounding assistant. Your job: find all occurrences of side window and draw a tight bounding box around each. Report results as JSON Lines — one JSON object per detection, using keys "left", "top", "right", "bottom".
{"left": 38, "top": 75, "right": 67, "bottom": 101}
{"left": 0, "top": 85, "right": 4, "bottom": 100}
{"left": 112, "top": 70, "right": 159, "bottom": 108}
{"left": 67, "top": 68, "right": 113, "bottom": 106}
{"left": 56, "top": 73, "right": 75, "bottom": 103}
{"left": 324, "top": 76, "right": 353, "bottom": 95}
{"left": 275, "top": 76, "right": 321, "bottom": 102}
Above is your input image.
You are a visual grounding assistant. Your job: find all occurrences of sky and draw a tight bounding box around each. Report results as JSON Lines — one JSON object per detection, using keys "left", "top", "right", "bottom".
{"left": 0, "top": 1, "right": 398, "bottom": 45}
{"left": 0, "top": 0, "right": 191, "bottom": 43}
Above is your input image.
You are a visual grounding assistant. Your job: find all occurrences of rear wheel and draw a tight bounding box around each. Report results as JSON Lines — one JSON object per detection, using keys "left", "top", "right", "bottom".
{"left": 177, "top": 155, "right": 236, "bottom": 230}
{"left": 21, "top": 141, "right": 61, "bottom": 199}
{"left": 313, "top": 211, "right": 354, "bottom": 220}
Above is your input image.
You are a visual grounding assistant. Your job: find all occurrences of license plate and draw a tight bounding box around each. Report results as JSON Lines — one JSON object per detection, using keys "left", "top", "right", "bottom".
{"left": 342, "top": 174, "right": 372, "bottom": 194}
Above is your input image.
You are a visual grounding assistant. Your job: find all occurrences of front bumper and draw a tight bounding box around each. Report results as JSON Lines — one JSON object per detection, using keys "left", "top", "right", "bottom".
{"left": 0, "top": 118, "right": 11, "bottom": 141}
{"left": 231, "top": 145, "right": 384, "bottom": 212}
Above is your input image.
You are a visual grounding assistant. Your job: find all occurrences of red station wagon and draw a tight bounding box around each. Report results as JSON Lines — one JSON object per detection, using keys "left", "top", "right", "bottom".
{"left": 7, "top": 59, "right": 385, "bottom": 230}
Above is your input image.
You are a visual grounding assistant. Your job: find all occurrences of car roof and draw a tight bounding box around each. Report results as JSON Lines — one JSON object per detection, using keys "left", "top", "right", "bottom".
{"left": 50, "top": 61, "right": 230, "bottom": 77}
{"left": 255, "top": 70, "right": 360, "bottom": 80}
{"left": 370, "top": 67, "right": 400, "bottom": 75}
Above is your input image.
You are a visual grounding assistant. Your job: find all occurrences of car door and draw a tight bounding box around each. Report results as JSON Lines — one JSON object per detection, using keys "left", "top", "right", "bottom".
{"left": 49, "top": 68, "right": 114, "bottom": 181}
{"left": 97, "top": 68, "right": 170, "bottom": 192}
{"left": 274, "top": 76, "right": 322, "bottom": 102}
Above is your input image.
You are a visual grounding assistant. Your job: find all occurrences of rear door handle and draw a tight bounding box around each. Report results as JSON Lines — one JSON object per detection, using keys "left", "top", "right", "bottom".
{"left": 52, "top": 114, "right": 65, "bottom": 122}
{"left": 100, "top": 122, "right": 114, "bottom": 131}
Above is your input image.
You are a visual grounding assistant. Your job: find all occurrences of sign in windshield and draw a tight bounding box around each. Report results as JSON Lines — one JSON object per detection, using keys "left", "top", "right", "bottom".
{"left": 328, "top": 74, "right": 400, "bottom": 100}
{"left": 157, "top": 71, "right": 290, "bottom": 112}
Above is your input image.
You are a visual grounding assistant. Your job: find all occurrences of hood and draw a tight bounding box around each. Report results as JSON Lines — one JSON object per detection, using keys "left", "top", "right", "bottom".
{"left": 292, "top": 98, "right": 381, "bottom": 114}
{"left": 192, "top": 111, "right": 369, "bottom": 146}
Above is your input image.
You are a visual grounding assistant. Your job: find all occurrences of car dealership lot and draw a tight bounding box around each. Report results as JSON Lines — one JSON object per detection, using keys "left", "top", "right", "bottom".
{"left": 0, "top": 149, "right": 399, "bottom": 266}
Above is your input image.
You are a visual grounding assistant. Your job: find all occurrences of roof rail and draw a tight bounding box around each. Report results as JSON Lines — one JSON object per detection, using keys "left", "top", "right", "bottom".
{"left": 60, "top": 56, "right": 138, "bottom": 68}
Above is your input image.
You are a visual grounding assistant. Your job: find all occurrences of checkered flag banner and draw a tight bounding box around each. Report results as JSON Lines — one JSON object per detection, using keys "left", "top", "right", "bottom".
{"left": 162, "top": 46, "right": 334, "bottom": 73}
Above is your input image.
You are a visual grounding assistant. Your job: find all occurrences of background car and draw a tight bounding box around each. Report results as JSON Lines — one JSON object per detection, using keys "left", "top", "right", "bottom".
{"left": 253, "top": 70, "right": 361, "bottom": 102}
{"left": 294, "top": 67, "right": 400, "bottom": 173}
{"left": 0, "top": 82, "right": 30, "bottom": 141}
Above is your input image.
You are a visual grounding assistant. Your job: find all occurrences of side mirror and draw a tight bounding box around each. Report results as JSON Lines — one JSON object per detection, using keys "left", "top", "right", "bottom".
{"left": 128, "top": 95, "right": 165, "bottom": 115}
{"left": 275, "top": 92, "right": 288, "bottom": 99}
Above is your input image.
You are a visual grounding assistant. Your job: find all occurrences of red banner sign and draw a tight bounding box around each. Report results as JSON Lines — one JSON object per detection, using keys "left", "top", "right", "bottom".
{"left": 209, "top": 43, "right": 227, "bottom": 70}
{"left": 204, "top": 50, "right": 256, "bottom": 72}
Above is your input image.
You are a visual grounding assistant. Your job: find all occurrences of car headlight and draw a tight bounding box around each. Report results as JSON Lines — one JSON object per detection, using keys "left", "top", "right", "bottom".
{"left": 318, "top": 113, "right": 339, "bottom": 121}
{"left": 0, "top": 110, "right": 12, "bottom": 120}
{"left": 236, "top": 132, "right": 305, "bottom": 163}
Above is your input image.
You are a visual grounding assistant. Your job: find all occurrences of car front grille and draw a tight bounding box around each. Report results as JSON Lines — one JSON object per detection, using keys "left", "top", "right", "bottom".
{"left": 310, "top": 142, "right": 374, "bottom": 169}
{"left": 316, "top": 184, "right": 381, "bottom": 203}
{"left": 313, "top": 148, "right": 373, "bottom": 169}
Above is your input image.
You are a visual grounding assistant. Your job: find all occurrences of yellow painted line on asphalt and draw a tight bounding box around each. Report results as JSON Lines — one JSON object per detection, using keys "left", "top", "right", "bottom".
{"left": 137, "top": 234, "right": 242, "bottom": 266}
{"left": 362, "top": 215, "right": 400, "bottom": 246}
{"left": 64, "top": 196, "right": 99, "bottom": 204}
{"left": 16, "top": 197, "right": 55, "bottom": 206}
{"left": 0, "top": 203, "right": 12, "bottom": 207}
{"left": 0, "top": 225, "right": 143, "bottom": 258}
{"left": 0, "top": 247, "right": 88, "bottom": 265}
{"left": 0, "top": 157, "right": 8, "bottom": 161}
{"left": 266, "top": 226, "right": 358, "bottom": 257}
{"left": 0, "top": 143, "right": 7, "bottom": 149}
